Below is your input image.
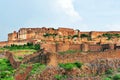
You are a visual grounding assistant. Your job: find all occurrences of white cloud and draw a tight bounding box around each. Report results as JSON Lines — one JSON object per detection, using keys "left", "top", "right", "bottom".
{"left": 55, "top": 0, "right": 82, "bottom": 21}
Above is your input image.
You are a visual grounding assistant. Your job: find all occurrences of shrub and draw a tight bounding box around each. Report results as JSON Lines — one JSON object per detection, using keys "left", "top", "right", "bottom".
{"left": 59, "top": 63, "right": 76, "bottom": 70}
{"left": 54, "top": 74, "right": 67, "bottom": 80}
{"left": 74, "top": 62, "right": 83, "bottom": 68}
{"left": 59, "top": 62, "right": 83, "bottom": 70}
{"left": 103, "top": 77, "right": 111, "bottom": 80}
{"left": 3, "top": 42, "right": 40, "bottom": 51}
{"left": 117, "top": 68, "right": 120, "bottom": 72}
{"left": 105, "top": 69, "right": 114, "bottom": 74}
{"left": 0, "top": 59, "right": 15, "bottom": 79}
{"left": 29, "top": 63, "right": 46, "bottom": 75}
{"left": 72, "top": 35, "right": 79, "bottom": 38}
{"left": 34, "top": 44, "right": 40, "bottom": 50}
{"left": 101, "top": 33, "right": 120, "bottom": 40}
{"left": 43, "top": 33, "right": 57, "bottom": 37}
{"left": 107, "top": 75, "right": 112, "bottom": 79}
{"left": 17, "top": 56, "right": 23, "bottom": 61}
{"left": 113, "top": 74, "right": 120, "bottom": 80}
{"left": 80, "top": 34, "right": 89, "bottom": 38}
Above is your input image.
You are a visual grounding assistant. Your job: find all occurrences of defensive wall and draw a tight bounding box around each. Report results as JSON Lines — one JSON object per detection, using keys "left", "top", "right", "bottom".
{"left": 5, "top": 49, "right": 50, "bottom": 68}
{"left": 5, "top": 51, "right": 21, "bottom": 68}
{"left": 41, "top": 43, "right": 118, "bottom": 53}
{"left": 7, "top": 27, "right": 120, "bottom": 42}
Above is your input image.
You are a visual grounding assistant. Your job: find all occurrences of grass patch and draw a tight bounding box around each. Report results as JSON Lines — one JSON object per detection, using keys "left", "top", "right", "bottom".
{"left": 11, "top": 49, "right": 36, "bottom": 54}
{"left": 10, "top": 49, "right": 36, "bottom": 61}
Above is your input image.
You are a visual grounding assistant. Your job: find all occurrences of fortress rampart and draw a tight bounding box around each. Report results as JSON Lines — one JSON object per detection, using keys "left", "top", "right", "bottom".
{"left": 0, "top": 27, "right": 120, "bottom": 52}
{"left": 41, "top": 43, "right": 118, "bottom": 53}
{"left": 5, "top": 27, "right": 120, "bottom": 42}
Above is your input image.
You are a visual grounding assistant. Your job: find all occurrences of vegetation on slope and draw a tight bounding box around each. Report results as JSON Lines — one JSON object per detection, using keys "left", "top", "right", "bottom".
{"left": 29, "top": 63, "right": 46, "bottom": 75}
{"left": 59, "top": 62, "right": 83, "bottom": 70}
{"left": 43, "top": 33, "right": 57, "bottom": 37}
{"left": 16, "top": 63, "right": 46, "bottom": 80}
{"left": 54, "top": 74, "right": 67, "bottom": 80}
{"left": 102, "top": 33, "right": 120, "bottom": 40}
{"left": 3, "top": 43, "right": 40, "bottom": 51}
{"left": 0, "top": 58, "right": 15, "bottom": 80}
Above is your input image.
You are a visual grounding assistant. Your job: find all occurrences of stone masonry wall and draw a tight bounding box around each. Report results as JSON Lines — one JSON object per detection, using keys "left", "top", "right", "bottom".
{"left": 5, "top": 51, "right": 21, "bottom": 68}
{"left": 69, "top": 44, "right": 82, "bottom": 51}
{"left": 56, "top": 43, "right": 70, "bottom": 52}
{"left": 21, "top": 50, "right": 50, "bottom": 65}
{"left": 56, "top": 50, "right": 120, "bottom": 64}
{"left": 41, "top": 43, "right": 57, "bottom": 52}
{"left": 89, "top": 45, "right": 102, "bottom": 52}
{"left": 41, "top": 43, "right": 82, "bottom": 52}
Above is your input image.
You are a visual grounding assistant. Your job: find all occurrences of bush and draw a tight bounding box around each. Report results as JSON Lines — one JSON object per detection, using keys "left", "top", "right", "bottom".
{"left": 59, "top": 63, "right": 76, "bottom": 70}
{"left": 43, "top": 33, "right": 57, "bottom": 37}
{"left": 113, "top": 74, "right": 120, "bottom": 80}
{"left": 17, "top": 56, "right": 23, "bottom": 61}
{"left": 3, "top": 42, "right": 40, "bottom": 51}
{"left": 59, "top": 62, "right": 83, "bottom": 70}
{"left": 72, "top": 35, "right": 79, "bottom": 38}
{"left": 0, "top": 58, "right": 15, "bottom": 79}
{"left": 29, "top": 63, "right": 46, "bottom": 75}
{"left": 34, "top": 44, "right": 40, "bottom": 50}
{"left": 117, "top": 68, "right": 120, "bottom": 72}
{"left": 105, "top": 69, "right": 114, "bottom": 74}
{"left": 80, "top": 34, "right": 89, "bottom": 38}
{"left": 74, "top": 62, "right": 83, "bottom": 68}
{"left": 54, "top": 74, "right": 67, "bottom": 80}
{"left": 103, "top": 77, "right": 111, "bottom": 80}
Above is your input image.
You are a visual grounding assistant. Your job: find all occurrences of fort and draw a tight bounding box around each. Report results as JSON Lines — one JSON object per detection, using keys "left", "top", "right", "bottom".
{"left": 0, "top": 27, "right": 120, "bottom": 52}
{"left": 1, "top": 27, "right": 120, "bottom": 80}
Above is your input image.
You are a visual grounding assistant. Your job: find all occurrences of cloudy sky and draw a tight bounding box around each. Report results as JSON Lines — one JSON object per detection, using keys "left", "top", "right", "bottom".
{"left": 0, "top": 0, "right": 120, "bottom": 41}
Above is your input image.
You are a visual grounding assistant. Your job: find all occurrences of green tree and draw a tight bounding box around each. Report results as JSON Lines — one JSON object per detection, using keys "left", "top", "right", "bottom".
{"left": 80, "top": 34, "right": 89, "bottom": 38}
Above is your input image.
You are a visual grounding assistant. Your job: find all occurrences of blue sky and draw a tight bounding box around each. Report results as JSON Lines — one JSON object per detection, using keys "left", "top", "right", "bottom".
{"left": 0, "top": 0, "right": 120, "bottom": 41}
